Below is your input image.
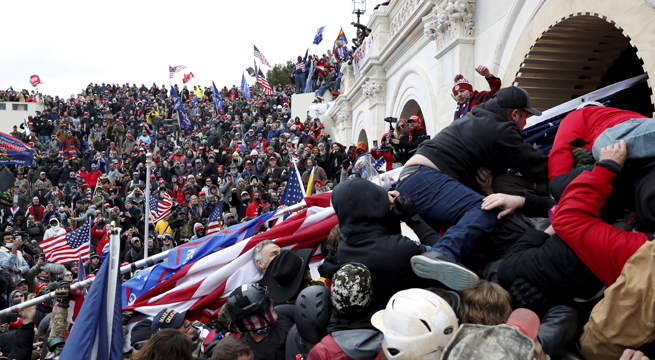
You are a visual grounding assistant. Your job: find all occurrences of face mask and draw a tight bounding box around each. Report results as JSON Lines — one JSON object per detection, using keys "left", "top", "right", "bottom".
{"left": 5, "top": 243, "right": 13, "bottom": 249}
{"left": 254, "top": 196, "right": 260, "bottom": 201}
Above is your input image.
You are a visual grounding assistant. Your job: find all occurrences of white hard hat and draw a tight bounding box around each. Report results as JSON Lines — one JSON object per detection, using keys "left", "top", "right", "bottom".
{"left": 371, "top": 288, "right": 458, "bottom": 360}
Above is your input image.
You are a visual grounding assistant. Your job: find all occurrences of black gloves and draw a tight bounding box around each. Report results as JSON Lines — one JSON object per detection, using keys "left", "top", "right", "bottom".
{"left": 572, "top": 147, "right": 595, "bottom": 168}
{"left": 510, "top": 278, "right": 546, "bottom": 313}
{"left": 393, "top": 193, "right": 420, "bottom": 223}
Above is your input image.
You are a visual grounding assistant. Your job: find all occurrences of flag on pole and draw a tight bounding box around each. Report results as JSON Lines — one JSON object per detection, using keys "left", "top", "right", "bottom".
{"left": 305, "top": 167, "right": 316, "bottom": 196}
{"left": 280, "top": 163, "right": 305, "bottom": 206}
{"left": 257, "top": 69, "right": 274, "bottom": 95}
{"left": 241, "top": 73, "right": 251, "bottom": 98}
{"left": 169, "top": 65, "right": 187, "bottom": 79}
{"left": 253, "top": 45, "right": 271, "bottom": 67}
{"left": 78, "top": 254, "right": 87, "bottom": 289}
{"left": 337, "top": 27, "right": 348, "bottom": 44}
{"left": 182, "top": 72, "right": 195, "bottom": 84}
{"left": 59, "top": 241, "right": 123, "bottom": 360}
{"left": 334, "top": 28, "right": 349, "bottom": 60}
{"left": 212, "top": 81, "right": 223, "bottom": 113}
{"left": 304, "top": 63, "right": 315, "bottom": 93}
{"left": 41, "top": 220, "right": 91, "bottom": 265}
{"left": 148, "top": 191, "right": 173, "bottom": 225}
{"left": 123, "top": 194, "right": 335, "bottom": 323}
{"left": 206, "top": 202, "right": 224, "bottom": 235}
{"left": 313, "top": 26, "right": 326, "bottom": 45}
{"left": 122, "top": 211, "right": 276, "bottom": 307}
{"left": 170, "top": 86, "right": 191, "bottom": 133}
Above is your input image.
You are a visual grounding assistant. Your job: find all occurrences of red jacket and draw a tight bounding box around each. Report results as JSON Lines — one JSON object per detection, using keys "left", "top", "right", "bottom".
{"left": 172, "top": 185, "right": 186, "bottom": 205}
{"left": 86, "top": 169, "right": 102, "bottom": 188}
{"left": 552, "top": 165, "right": 649, "bottom": 286}
{"left": 308, "top": 335, "right": 352, "bottom": 360}
{"left": 246, "top": 200, "right": 268, "bottom": 218}
{"left": 92, "top": 223, "right": 109, "bottom": 255}
{"left": 548, "top": 107, "right": 644, "bottom": 181}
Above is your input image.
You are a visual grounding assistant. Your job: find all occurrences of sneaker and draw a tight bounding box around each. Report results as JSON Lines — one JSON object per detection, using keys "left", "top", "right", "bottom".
{"left": 411, "top": 251, "right": 479, "bottom": 291}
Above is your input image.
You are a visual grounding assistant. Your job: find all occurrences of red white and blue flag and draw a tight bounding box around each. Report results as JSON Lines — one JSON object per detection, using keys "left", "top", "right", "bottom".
{"left": 257, "top": 69, "right": 274, "bottom": 95}
{"left": 148, "top": 191, "right": 173, "bottom": 225}
{"left": 123, "top": 194, "right": 334, "bottom": 323}
{"left": 206, "top": 203, "right": 224, "bottom": 235}
{"left": 253, "top": 45, "right": 271, "bottom": 67}
{"left": 169, "top": 65, "right": 187, "bottom": 79}
{"left": 41, "top": 220, "right": 91, "bottom": 265}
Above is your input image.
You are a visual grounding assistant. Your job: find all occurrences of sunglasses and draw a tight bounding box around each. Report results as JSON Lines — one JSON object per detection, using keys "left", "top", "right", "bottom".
{"left": 33, "top": 344, "right": 43, "bottom": 350}
{"left": 133, "top": 342, "right": 145, "bottom": 350}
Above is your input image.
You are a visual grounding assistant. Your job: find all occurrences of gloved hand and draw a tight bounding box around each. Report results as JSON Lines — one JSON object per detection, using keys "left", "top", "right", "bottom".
{"left": 510, "top": 278, "right": 546, "bottom": 313}
{"left": 122, "top": 310, "right": 135, "bottom": 326}
{"left": 572, "top": 147, "right": 595, "bottom": 168}
{"left": 392, "top": 193, "right": 418, "bottom": 222}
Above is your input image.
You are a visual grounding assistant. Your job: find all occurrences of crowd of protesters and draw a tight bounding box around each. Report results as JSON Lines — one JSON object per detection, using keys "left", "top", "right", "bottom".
{"left": 0, "top": 29, "right": 654, "bottom": 360}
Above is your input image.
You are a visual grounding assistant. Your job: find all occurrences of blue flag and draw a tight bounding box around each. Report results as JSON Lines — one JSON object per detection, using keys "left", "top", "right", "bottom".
{"left": 122, "top": 210, "right": 276, "bottom": 306}
{"left": 212, "top": 81, "right": 223, "bottom": 113}
{"left": 304, "top": 63, "right": 315, "bottom": 93}
{"left": 170, "top": 86, "right": 191, "bottom": 133}
{"left": 241, "top": 72, "right": 251, "bottom": 98}
{"left": 60, "top": 252, "right": 122, "bottom": 360}
{"left": 313, "top": 26, "right": 326, "bottom": 45}
{"left": 0, "top": 132, "right": 34, "bottom": 166}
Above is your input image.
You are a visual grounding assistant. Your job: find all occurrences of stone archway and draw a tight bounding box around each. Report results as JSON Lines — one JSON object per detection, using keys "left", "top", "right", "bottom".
{"left": 399, "top": 100, "right": 426, "bottom": 129}
{"left": 512, "top": 14, "right": 651, "bottom": 114}
{"left": 502, "top": 0, "right": 655, "bottom": 111}
{"left": 389, "top": 66, "right": 438, "bottom": 134}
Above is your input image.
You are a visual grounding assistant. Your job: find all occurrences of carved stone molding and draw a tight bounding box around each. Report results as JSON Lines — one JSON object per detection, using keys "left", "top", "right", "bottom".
{"left": 423, "top": 0, "right": 475, "bottom": 53}
{"left": 389, "top": 0, "right": 422, "bottom": 38}
{"left": 362, "top": 80, "right": 387, "bottom": 104}
{"left": 337, "top": 109, "right": 352, "bottom": 127}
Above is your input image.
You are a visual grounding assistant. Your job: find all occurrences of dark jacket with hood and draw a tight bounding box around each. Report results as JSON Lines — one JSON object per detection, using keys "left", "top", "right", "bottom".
{"left": 332, "top": 178, "right": 440, "bottom": 310}
{"left": 416, "top": 100, "right": 548, "bottom": 193}
{"left": 308, "top": 309, "right": 383, "bottom": 360}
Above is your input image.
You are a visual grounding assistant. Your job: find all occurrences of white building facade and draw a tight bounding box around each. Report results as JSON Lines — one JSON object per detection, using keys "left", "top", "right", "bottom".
{"left": 322, "top": 0, "right": 655, "bottom": 147}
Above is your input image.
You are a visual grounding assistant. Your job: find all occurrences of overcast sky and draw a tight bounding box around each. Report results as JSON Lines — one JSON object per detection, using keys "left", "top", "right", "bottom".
{"left": 1, "top": 0, "right": 373, "bottom": 98}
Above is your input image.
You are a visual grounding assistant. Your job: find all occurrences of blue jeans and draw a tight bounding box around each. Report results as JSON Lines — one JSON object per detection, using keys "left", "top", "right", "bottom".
{"left": 315, "top": 84, "right": 332, "bottom": 97}
{"left": 295, "top": 73, "right": 306, "bottom": 94}
{"left": 396, "top": 166, "right": 497, "bottom": 263}
{"left": 335, "top": 73, "right": 343, "bottom": 91}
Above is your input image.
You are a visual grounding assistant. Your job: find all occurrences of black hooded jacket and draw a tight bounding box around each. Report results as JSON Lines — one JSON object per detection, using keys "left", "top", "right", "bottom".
{"left": 332, "top": 178, "right": 438, "bottom": 310}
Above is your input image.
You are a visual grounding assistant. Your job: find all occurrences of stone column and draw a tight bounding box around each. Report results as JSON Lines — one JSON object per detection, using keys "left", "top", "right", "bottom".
{"left": 363, "top": 78, "right": 387, "bottom": 145}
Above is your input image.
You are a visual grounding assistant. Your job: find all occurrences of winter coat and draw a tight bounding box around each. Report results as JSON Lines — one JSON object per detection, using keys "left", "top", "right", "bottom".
{"left": 453, "top": 75, "right": 502, "bottom": 120}
{"left": 301, "top": 166, "right": 328, "bottom": 188}
{"left": 548, "top": 106, "right": 644, "bottom": 181}
{"left": 332, "top": 178, "right": 431, "bottom": 310}
{"left": 552, "top": 162, "right": 649, "bottom": 287}
{"left": 416, "top": 100, "right": 548, "bottom": 193}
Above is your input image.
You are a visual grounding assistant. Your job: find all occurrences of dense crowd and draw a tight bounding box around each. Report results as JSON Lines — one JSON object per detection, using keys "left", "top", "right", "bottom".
{"left": 0, "top": 29, "right": 654, "bottom": 360}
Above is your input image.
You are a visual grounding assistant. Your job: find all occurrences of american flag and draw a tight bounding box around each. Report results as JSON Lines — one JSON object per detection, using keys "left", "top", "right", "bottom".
{"left": 206, "top": 203, "right": 224, "bottom": 235}
{"left": 169, "top": 65, "right": 187, "bottom": 79}
{"left": 295, "top": 61, "right": 305, "bottom": 73}
{"left": 123, "top": 193, "right": 334, "bottom": 323}
{"left": 41, "top": 220, "right": 91, "bottom": 265}
{"left": 253, "top": 45, "right": 270, "bottom": 67}
{"left": 257, "top": 69, "right": 273, "bottom": 95}
{"left": 280, "top": 163, "right": 305, "bottom": 206}
{"left": 149, "top": 191, "right": 173, "bottom": 225}
{"left": 182, "top": 72, "right": 195, "bottom": 84}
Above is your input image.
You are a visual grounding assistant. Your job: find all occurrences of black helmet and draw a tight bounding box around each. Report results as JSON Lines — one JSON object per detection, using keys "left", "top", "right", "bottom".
{"left": 294, "top": 285, "right": 332, "bottom": 344}
{"left": 226, "top": 283, "right": 270, "bottom": 330}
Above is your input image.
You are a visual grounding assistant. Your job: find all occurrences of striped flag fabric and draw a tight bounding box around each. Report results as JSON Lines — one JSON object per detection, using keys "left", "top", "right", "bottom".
{"left": 123, "top": 194, "right": 334, "bottom": 323}
{"left": 42, "top": 219, "right": 91, "bottom": 265}
{"left": 257, "top": 69, "right": 273, "bottom": 95}
{"left": 123, "top": 211, "right": 277, "bottom": 308}
{"left": 148, "top": 191, "right": 173, "bottom": 225}
{"left": 206, "top": 202, "right": 224, "bottom": 235}
{"left": 169, "top": 65, "right": 187, "bottom": 79}
{"left": 253, "top": 45, "right": 271, "bottom": 67}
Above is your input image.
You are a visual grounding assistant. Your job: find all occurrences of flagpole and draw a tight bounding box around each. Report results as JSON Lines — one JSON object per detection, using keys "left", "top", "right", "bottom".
{"left": 105, "top": 222, "right": 121, "bottom": 357}
{"left": 0, "top": 200, "right": 315, "bottom": 317}
{"left": 144, "top": 152, "right": 152, "bottom": 267}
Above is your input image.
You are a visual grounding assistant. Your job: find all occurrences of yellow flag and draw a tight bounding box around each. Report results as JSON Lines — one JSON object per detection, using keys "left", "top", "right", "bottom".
{"left": 306, "top": 167, "right": 315, "bottom": 197}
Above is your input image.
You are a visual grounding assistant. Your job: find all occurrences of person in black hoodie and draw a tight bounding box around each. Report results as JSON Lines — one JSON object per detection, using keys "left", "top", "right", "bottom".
{"left": 331, "top": 178, "right": 446, "bottom": 310}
